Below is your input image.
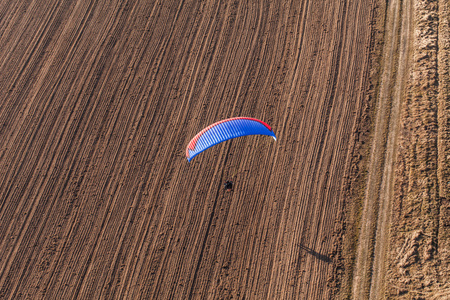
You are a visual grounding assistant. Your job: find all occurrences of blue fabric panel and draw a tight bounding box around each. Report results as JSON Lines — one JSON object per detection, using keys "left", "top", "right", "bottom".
{"left": 187, "top": 118, "right": 276, "bottom": 162}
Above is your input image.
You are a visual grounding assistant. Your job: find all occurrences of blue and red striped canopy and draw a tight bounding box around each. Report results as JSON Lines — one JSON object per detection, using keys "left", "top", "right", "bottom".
{"left": 186, "top": 117, "right": 276, "bottom": 162}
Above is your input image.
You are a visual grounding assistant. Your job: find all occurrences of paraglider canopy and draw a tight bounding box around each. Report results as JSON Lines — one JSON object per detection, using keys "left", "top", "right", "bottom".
{"left": 186, "top": 117, "right": 276, "bottom": 162}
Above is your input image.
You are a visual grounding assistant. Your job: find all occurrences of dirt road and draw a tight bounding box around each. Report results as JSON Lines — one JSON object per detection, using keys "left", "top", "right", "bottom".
{"left": 352, "top": 0, "right": 413, "bottom": 298}
{"left": 0, "top": 0, "right": 379, "bottom": 298}
{"left": 352, "top": 0, "right": 450, "bottom": 298}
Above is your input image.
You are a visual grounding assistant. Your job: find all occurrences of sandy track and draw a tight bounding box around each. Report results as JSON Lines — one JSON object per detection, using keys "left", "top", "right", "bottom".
{"left": 352, "top": 0, "right": 450, "bottom": 297}
{"left": 383, "top": 0, "right": 450, "bottom": 298}
{"left": 351, "top": 0, "right": 413, "bottom": 298}
{"left": 0, "top": 0, "right": 378, "bottom": 298}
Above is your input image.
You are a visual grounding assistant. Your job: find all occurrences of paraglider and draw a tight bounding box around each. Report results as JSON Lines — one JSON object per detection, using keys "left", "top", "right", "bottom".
{"left": 186, "top": 117, "right": 276, "bottom": 162}
{"left": 224, "top": 180, "right": 233, "bottom": 191}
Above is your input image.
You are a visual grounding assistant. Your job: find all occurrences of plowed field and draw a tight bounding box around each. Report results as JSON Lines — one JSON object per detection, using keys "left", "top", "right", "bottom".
{"left": 0, "top": 0, "right": 387, "bottom": 299}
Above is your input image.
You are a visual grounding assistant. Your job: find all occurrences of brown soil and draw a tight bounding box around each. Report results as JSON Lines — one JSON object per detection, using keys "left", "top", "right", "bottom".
{"left": 349, "top": 0, "right": 450, "bottom": 298}
{"left": 384, "top": 0, "right": 450, "bottom": 298}
{"left": 352, "top": 0, "right": 413, "bottom": 298}
{"left": 1, "top": 0, "right": 447, "bottom": 299}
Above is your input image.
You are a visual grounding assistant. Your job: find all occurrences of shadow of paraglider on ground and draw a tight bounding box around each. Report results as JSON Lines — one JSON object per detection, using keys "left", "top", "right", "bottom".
{"left": 298, "top": 244, "right": 332, "bottom": 263}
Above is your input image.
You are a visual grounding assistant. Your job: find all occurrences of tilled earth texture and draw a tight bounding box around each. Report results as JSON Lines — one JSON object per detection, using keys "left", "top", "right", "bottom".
{"left": 0, "top": 0, "right": 448, "bottom": 299}
{"left": 385, "top": 0, "right": 450, "bottom": 299}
